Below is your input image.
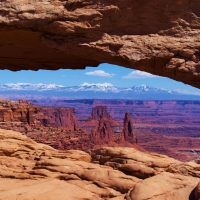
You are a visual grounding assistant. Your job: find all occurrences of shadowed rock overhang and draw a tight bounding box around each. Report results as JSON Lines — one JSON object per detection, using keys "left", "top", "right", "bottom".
{"left": 1, "top": 0, "right": 200, "bottom": 88}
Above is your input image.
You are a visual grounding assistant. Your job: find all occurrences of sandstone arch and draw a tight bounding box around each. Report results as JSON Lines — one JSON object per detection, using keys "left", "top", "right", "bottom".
{"left": 1, "top": 0, "right": 200, "bottom": 88}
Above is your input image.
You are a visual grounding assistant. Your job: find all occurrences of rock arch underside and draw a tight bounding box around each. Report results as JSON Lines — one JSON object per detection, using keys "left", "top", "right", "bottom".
{"left": 2, "top": 1, "right": 200, "bottom": 200}
{"left": 1, "top": 0, "right": 200, "bottom": 89}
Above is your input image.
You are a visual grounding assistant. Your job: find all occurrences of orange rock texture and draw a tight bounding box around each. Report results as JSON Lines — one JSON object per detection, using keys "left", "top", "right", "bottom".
{"left": 0, "top": 128, "right": 200, "bottom": 200}
{"left": 0, "top": 99, "right": 79, "bottom": 129}
{"left": 0, "top": 1, "right": 200, "bottom": 88}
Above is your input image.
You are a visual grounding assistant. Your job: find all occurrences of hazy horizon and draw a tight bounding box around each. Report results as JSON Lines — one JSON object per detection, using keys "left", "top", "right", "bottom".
{"left": 0, "top": 63, "right": 200, "bottom": 96}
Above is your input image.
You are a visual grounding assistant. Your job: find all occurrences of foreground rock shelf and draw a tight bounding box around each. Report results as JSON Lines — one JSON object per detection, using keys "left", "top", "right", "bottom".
{"left": 0, "top": 128, "right": 200, "bottom": 199}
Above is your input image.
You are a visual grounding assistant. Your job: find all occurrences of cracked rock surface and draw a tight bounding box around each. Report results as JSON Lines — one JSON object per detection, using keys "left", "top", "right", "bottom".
{"left": 0, "top": 128, "right": 200, "bottom": 200}
{"left": 0, "top": 0, "right": 200, "bottom": 88}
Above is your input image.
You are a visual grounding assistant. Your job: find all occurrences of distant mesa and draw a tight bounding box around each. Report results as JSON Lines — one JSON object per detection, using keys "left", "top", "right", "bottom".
{"left": 0, "top": 99, "right": 79, "bottom": 130}
{"left": 0, "top": 99, "right": 139, "bottom": 151}
{"left": 90, "top": 105, "right": 112, "bottom": 120}
{"left": 80, "top": 105, "right": 119, "bottom": 132}
{"left": 40, "top": 107, "right": 79, "bottom": 130}
{"left": 88, "top": 106, "right": 138, "bottom": 146}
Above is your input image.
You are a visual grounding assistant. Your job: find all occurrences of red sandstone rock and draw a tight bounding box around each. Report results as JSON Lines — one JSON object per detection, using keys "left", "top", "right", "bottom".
{"left": 18, "top": 100, "right": 32, "bottom": 105}
{"left": 89, "top": 108, "right": 138, "bottom": 147}
{"left": 81, "top": 106, "right": 119, "bottom": 128}
{"left": 1, "top": 1, "right": 200, "bottom": 88}
{"left": 40, "top": 107, "right": 79, "bottom": 130}
{"left": 0, "top": 100, "right": 79, "bottom": 130}
{"left": 90, "top": 116, "right": 114, "bottom": 145}
{"left": 122, "top": 112, "right": 137, "bottom": 143}
{"left": 91, "top": 106, "right": 112, "bottom": 120}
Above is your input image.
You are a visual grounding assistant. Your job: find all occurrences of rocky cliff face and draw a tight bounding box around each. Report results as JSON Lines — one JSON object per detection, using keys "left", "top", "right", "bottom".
{"left": 81, "top": 105, "right": 119, "bottom": 130}
{"left": 1, "top": 0, "right": 200, "bottom": 88}
{"left": 40, "top": 107, "right": 78, "bottom": 130}
{"left": 89, "top": 107, "right": 138, "bottom": 146}
{"left": 0, "top": 99, "right": 43, "bottom": 124}
{"left": 0, "top": 100, "right": 79, "bottom": 130}
{"left": 90, "top": 116, "right": 114, "bottom": 145}
{"left": 123, "top": 112, "right": 137, "bottom": 143}
{"left": 90, "top": 106, "right": 112, "bottom": 120}
{"left": 87, "top": 106, "right": 115, "bottom": 145}
{"left": 1, "top": 128, "right": 200, "bottom": 200}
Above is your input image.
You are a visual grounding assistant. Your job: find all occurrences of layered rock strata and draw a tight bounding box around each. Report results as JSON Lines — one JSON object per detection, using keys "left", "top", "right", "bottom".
{"left": 0, "top": 129, "right": 200, "bottom": 200}
{"left": 1, "top": 1, "right": 200, "bottom": 88}
{"left": 0, "top": 100, "right": 79, "bottom": 130}
{"left": 85, "top": 106, "right": 138, "bottom": 146}
{"left": 81, "top": 105, "right": 119, "bottom": 128}
{"left": 122, "top": 112, "right": 137, "bottom": 143}
{"left": 90, "top": 116, "right": 114, "bottom": 145}
{"left": 91, "top": 106, "right": 112, "bottom": 120}
{"left": 40, "top": 107, "right": 78, "bottom": 130}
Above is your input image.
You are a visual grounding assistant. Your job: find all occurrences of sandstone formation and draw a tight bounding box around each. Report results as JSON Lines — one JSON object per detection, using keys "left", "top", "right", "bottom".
{"left": 81, "top": 105, "right": 120, "bottom": 143}
{"left": 1, "top": 99, "right": 200, "bottom": 162}
{"left": 81, "top": 105, "right": 119, "bottom": 129}
{"left": 83, "top": 106, "right": 138, "bottom": 146}
{"left": 1, "top": 1, "right": 200, "bottom": 88}
{"left": 40, "top": 107, "right": 78, "bottom": 130}
{"left": 37, "top": 99, "right": 200, "bottom": 161}
{"left": 0, "top": 128, "right": 200, "bottom": 200}
{"left": 122, "top": 112, "right": 137, "bottom": 143}
{"left": 0, "top": 99, "right": 79, "bottom": 130}
{"left": 90, "top": 116, "right": 114, "bottom": 145}
{"left": 0, "top": 100, "right": 141, "bottom": 151}
{"left": 91, "top": 106, "right": 112, "bottom": 120}
{"left": 39, "top": 99, "right": 200, "bottom": 138}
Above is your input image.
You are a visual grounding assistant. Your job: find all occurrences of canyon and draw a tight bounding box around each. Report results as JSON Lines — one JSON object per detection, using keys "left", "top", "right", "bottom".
{"left": 32, "top": 99, "right": 200, "bottom": 136}
{"left": 31, "top": 99, "right": 200, "bottom": 162}
{"left": 0, "top": 100, "right": 141, "bottom": 152}
{"left": 1, "top": 99, "right": 200, "bottom": 162}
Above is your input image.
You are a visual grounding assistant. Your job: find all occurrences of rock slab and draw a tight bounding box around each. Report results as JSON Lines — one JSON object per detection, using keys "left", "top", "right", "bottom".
{"left": 0, "top": 129, "right": 200, "bottom": 199}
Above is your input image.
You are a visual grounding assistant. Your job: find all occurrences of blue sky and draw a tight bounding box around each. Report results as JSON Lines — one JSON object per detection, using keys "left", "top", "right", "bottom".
{"left": 0, "top": 63, "right": 200, "bottom": 95}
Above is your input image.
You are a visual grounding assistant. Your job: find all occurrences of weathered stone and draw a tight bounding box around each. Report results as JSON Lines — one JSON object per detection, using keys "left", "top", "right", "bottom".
{"left": 0, "top": 1, "right": 200, "bottom": 88}
{"left": 1, "top": 129, "right": 200, "bottom": 199}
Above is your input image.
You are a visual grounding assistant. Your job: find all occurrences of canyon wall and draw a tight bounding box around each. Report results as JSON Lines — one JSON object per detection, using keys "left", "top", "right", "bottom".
{"left": 0, "top": 100, "right": 79, "bottom": 130}
{"left": 36, "top": 99, "right": 200, "bottom": 137}
{"left": 122, "top": 112, "right": 137, "bottom": 143}
{"left": 88, "top": 106, "right": 138, "bottom": 145}
{"left": 40, "top": 107, "right": 79, "bottom": 130}
{"left": 90, "top": 117, "right": 114, "bottom": 145}
{"left": 1, "top": 1, "right": 200, "bottom": 88}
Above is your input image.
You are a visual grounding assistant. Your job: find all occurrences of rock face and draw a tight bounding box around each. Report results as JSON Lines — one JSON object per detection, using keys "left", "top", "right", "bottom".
{"left": 81, "top": 105, "right": 119, "bottom": 131}
{"left": 90, "top": 106, "right": 112, "bottom": 120}
{"left": 122, "top": 112, "right": 137, "bottom": 143}
{"left": 36, "top": 99, "right": 200, "bottom": 162}
{"left": 40, "top": 107, "right": 78, "bottom": 130}
{"left": 0, "top": 100, "right": 79, "bottom": 130}
{"left": 0, "top": 128, "right": 200, "bottom": 200}
{"left": 90, "top": 116, "right": 114, "bottom": 145}
{"left": 0, "top": 99, "right": 43, "bottom": 124}
{"left": 1, "top": 1, "right": 200, "bottom": 88}
{"left": 87, "top": 106, "right": 117, "bottom": 145}
{"left": 83, "top": 106, "right": 138, "bottom": 146}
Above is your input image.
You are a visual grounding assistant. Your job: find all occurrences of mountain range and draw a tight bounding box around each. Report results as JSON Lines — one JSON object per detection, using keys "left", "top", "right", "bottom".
{"left": 0, "top": 82, "right": 199, "bottom": 100}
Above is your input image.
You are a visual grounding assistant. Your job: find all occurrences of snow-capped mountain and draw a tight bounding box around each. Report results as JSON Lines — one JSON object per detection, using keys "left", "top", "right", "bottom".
{"left": 67, "top": 82, "right": 120, "bottom": 92}
{"left": 0, "top": 82, "right": 199, "bottom": 100}
{"left": 0, "top": 83, "right": 65, "bottom": 91}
